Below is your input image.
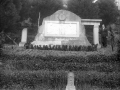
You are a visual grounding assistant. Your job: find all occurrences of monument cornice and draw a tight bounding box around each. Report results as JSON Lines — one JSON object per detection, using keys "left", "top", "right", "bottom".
{"left": 81, "top": 19, "right": 102, "bottom": 25}
{"left": 81, "top": 19, "right": 102, "bottom": 22}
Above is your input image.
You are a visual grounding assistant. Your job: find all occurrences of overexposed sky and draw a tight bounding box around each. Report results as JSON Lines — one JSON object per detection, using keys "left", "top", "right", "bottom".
{"left": 92, "top": 0, "right": 98, "bottom": 3}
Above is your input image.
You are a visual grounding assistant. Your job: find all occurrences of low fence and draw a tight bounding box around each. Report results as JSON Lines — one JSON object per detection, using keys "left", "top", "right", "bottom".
{"left": 24, "top": 43, "right": 98, "bottom": 51}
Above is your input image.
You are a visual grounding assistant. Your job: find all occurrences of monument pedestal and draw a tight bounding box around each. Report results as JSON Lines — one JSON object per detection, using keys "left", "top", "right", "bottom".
{"left": 31, "top": 37, "right": 90, "bottom": 46}
{"left": 66, "top": 72, "right": 76, "bottom": 90}
{"left": 66, "top": 86, "right": 76, "bottom": 90}
{"left": 19, "top": 28, "right": 27, "bottom": 47}
{"left": 31, "top": 41, "right": 62, "bottom": 46}
{"left": 19, "top": 42, "right": 26, "bottom": 47}
{"left": 97, "top": 44, "right": 101, "bottom": 49}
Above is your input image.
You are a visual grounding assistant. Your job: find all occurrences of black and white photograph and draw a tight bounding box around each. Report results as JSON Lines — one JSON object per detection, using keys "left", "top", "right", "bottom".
{"left": 0, "top": 0, "right": 120, "bottom": 90}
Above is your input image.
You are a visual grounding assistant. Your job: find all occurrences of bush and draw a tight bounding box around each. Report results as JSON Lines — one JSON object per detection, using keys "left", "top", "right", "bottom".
{"left": 0, "top": 54, "right": 118, "bottom": 71}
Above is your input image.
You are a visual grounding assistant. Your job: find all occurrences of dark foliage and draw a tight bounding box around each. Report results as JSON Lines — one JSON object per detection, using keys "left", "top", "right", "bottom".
{"left": 0, "top": 53, "right": 119, "bottom": 71}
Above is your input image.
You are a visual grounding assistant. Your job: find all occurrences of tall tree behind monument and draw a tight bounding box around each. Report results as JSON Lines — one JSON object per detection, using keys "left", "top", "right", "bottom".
{"left": 98, "top": 0, "right": 119, "bottom": 25}
{"left": 0, "top": 0, "right": 21, "bottom": 32}
{"left": 18, "top": 0, "right": 119, "bottom": 26}
{"left": 68, "top": 0, "right": 99, "bottom": 19}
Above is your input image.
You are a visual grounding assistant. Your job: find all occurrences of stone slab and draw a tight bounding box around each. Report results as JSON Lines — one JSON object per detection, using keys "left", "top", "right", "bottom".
{"left": 44, "top": 21, "right": 79, "bottom": 37}
{"left": 66, "top": 72, "right": 76, "bottom": 90}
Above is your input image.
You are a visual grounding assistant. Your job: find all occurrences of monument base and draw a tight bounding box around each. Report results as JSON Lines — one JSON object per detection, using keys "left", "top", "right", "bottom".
{"left": 31, "top": 41, "right": 62, "bottom": 46}
{"left": 97, "top": 44, "right": 101, "bottom": 49}
{"left": 31, "top": 38, "right": 91, "bottom": 46}
{"left": 19, "top": 42, "right": 26, "bottom": 47}
{"left": 66, "top": 86, "right": 76, "bottom": 90}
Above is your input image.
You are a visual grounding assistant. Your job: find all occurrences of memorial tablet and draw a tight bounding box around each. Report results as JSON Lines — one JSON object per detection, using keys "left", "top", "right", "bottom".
{"left": 45, "top": 21, "right": 79, "bottom": 37}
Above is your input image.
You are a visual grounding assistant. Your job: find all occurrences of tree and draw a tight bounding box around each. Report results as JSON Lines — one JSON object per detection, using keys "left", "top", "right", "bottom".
{"left": 0, "top": 0, "right": 21, "bottom": 32}
{"left": 19, "top": 0, "right": 62, "bottom": 24}
{"left": 68, "top": 0, "right": 99, "bottom": 19}
{"left": 19, "top": 0, "right": 99, "bottom": 25}
{"left": 19, "top": 0, "right": 31, "bottom": 22}
{"left": 98, "top": 0, "right": 119, "bottom": 25}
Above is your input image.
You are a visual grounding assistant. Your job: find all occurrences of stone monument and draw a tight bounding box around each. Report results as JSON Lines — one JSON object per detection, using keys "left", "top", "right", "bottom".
{"left": 19, "top": 28, "right": 27, "bottom": 47}
{"left": 31, "top": 9, "right": 91, "bottom": 46}
{"left": 66, "top": 72, "right": 76, "bottom": 90}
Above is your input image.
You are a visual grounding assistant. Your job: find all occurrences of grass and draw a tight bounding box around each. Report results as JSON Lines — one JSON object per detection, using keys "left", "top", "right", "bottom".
{"left": 0, "top": 33, "right": 120, "bottom": 90}
{"left": 0, "top": 69, "right": 120, "bottom": 90}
